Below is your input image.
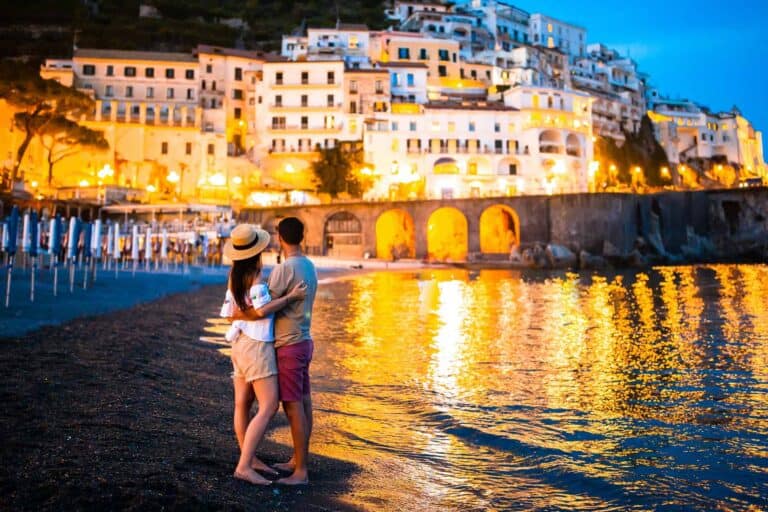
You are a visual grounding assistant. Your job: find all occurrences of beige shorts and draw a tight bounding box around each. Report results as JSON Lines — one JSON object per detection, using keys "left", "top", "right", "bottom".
{"left": 231, "top": 333, "right": 278, "bottom": 382}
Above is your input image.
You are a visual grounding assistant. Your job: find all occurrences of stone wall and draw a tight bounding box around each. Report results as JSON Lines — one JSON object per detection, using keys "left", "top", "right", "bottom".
{"left": 239, "top": 187, "right": 768, "bottom": 262}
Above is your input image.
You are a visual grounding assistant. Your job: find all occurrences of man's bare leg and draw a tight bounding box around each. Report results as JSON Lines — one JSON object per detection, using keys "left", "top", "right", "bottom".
{"left": 234, "top": 376, "right": 280, "bottom": 485}
{"left": 277, "top": 400, "right": 309, "bottom": 485}
{"left": 273, "top": 393, "right": 312, "bottom": 473}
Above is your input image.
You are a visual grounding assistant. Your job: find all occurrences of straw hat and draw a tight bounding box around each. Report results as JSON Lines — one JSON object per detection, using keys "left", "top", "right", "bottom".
{"left": 223, "top": 224, "right": 270, "bottom": 261}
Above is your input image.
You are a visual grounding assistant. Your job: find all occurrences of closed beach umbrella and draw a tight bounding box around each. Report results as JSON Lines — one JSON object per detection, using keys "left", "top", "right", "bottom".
{"left": 82, "top": 223, "right": 92, "bottom": 257}
{"left": 49, "top": 215, "right": 61, "bottom": 256}
{"left": 131, "top": 225, "right": 139, "bottom": 260}
{"left": 145, "top": 228, "right": 153, "bottom": 260}
{"left": 6, "top": 206, "right": 19, "bottom": 256}
{"left": 160, "top": 230, "right": 168, "bottom": 259}
{"left": 67, "top": 217, "right": 80, "bottom": 260}
{"left": 105, "top": 223, "right": 113, "bottom": 257}
{"left": 21, "top": 212, "right": 31, "bottom": 253}
{"left": 92, "top": 220, "right": 103, "bottom": 258}
{"left": 202, "top": 233, "right": 209, "bottom": 259}
{"left": 1, "top": 222, "right": 6, "bottom": 252}
{"left": 113, "top": 222, "right": 121, "bottom": 257}
{"left": 28, "top": 212, "right": 38, "bottom": 257}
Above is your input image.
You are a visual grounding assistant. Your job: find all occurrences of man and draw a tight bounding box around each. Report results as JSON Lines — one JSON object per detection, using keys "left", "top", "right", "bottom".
{"left": 268, "top": 217, "right": 318, "bottom": 485}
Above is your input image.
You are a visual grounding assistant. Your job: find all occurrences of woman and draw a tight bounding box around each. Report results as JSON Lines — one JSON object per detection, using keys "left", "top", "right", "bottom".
{"left": 222, "top": 224, "right": 306, "bottom": 485}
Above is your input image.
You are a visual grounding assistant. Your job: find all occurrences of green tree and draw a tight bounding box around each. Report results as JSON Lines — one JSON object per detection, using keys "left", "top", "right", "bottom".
{"left": 38, "top": 116, "right": 108, "bottom": 186}
{"left": 311, "top": 143, "right": 369, "bottom": 198}
{"left": 0, "top": 61, "right": 96, "bottom": 189}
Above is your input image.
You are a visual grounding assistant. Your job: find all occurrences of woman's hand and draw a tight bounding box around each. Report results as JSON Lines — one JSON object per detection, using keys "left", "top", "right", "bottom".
{"left": 288, "top": 281, "right": 308, "bottom": 301}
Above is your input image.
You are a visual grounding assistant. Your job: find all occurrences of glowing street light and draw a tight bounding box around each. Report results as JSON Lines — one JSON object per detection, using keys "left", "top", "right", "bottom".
{"left": 284, "top": 163, "right": 296, "bottom": 174}
{"left": 79, "top": 179, "right": 90, "bottom": 187}
{"left": 97, "top": 163, "right": 115, "bottom": 180}
{"left": 166, "top": 170, "right": 180, "bottom": 183}
{"left": 146, "top": 184, "right": 157, "bottom": 193}
{"left": 232, "top": 175, "right": 243, "bottom": 185}
{"left": 208, "top": 172, "right": 227, "bottom": 187}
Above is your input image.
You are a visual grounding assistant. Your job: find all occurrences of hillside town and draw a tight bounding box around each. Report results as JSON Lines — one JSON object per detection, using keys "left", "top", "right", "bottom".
{"left": 2, "top": 0, "right": 765, "bottom": 207}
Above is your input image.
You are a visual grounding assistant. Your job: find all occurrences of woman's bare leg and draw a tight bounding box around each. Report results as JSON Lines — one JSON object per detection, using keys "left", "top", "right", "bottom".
{"left": 234, "top": 375, "right": 280, "bottom": 485}
{"left": 233, "top": 377, "right": 254, "bottom": 449}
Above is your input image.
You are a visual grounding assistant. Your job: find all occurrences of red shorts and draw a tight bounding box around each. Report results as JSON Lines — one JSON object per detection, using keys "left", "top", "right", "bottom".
{"left": 276, "top": 340, "right": 313, "bottom": 402}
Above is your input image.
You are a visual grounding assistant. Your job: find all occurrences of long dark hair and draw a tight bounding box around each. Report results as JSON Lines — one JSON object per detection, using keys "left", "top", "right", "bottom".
{"left": 229, "top": 253, "right": 262, "bottom": 311}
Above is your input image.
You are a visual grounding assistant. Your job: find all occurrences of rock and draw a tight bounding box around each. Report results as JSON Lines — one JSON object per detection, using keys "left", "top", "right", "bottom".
{"left": 680, "top": 226, "right": 715, "bottom": 261}
{"left": 509, "top": 245, "right": 523, "bottom": 263}
{"left": 521, "top": 243, "right": 548, "bottom": 269}
{"left": 603, "top": 240, "right": 622, "bottom": 259}
{"left": 546, "top": 244, "right": 577, "bottom": 268}
{"left": 626, "top": 249, "right": 647, "bottom": 267}
{"left": 646, "top": 212, "right": 667, "bottom": 256}
{"left": 579, "top": 250, "right": 607, "bottom": 269}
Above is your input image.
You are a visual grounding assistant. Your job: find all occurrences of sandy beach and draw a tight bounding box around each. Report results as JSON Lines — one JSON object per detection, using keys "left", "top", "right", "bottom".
{"left": 0, "top": 281, "right": 363, "bottom": 511}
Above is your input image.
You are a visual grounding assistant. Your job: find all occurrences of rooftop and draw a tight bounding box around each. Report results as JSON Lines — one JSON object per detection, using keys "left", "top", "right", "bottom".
{"left": 73, "top": 48, "right": 197, "bottom": 63}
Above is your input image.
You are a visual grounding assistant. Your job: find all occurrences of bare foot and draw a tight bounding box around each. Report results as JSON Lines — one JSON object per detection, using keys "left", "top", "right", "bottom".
{"left": 272, "top": 461, "right": 295, "bottom": 473}
{"left": 277, "top": 472, "right": 309, "bottom": 486}
{"left": 234, "top": 467, "right": 272, "bottom": 486}
{"left": 251, "top": 457, "right": 279, "bottom": 475}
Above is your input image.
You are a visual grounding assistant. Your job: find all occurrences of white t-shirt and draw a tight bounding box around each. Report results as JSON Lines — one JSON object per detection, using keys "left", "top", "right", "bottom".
{"left": 220, "top": 283, "right": 275, "bottom": 342}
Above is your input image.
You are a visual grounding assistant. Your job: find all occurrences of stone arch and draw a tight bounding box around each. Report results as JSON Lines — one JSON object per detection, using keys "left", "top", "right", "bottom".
{"left": 539, "top": 130, "right": 563, "bottom": 154}
{"left": 427, "top": 207, "right": 468, "bottom": 262}
{"left": 566, "top": 133, "right": 582, "bottom": 157}
{"left": 375, "top": 209, "right": 415, "bottom": 259}
{"left": 324, "top": 210, "right": 363, "bottom": 257}
{"left": 479, "top": 204, "right": 520, "bottom": 255}
{"left": 432, "top": 157, "right": 460, "bottom": 175}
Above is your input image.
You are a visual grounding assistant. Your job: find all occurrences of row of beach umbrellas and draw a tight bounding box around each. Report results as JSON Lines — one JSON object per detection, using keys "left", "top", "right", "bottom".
{"left": 1, "top": 205, "right": 227, "bottom": 308}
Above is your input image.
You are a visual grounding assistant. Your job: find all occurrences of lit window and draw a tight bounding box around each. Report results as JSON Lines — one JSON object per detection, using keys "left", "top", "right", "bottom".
{"left": 547, "top": 23, "right": 553, "bottom": 33}
{"left": 448, "top": 122, "right": 455, "bottom": 133}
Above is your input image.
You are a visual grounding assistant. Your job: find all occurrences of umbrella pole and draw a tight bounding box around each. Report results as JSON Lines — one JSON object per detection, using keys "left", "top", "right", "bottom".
{"left": 69, "top": 259, "right": 75, "bottom": 293}
{"left": 53, "top": 261, "right": 58, "bottom": 297}
{"left": 83, "top": 256, "right": 89, "bottom": 290}
{"left": 4, "top": 255, "right": 14, "bottom": 308}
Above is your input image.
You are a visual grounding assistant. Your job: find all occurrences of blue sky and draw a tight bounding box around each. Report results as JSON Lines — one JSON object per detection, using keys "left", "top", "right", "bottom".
{"left": 519, "top": 0, "right": 768, "bottom": 130}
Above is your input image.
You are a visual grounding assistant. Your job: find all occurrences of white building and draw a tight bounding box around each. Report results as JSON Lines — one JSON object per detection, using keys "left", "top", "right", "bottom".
{"left": 528, "top": 13, "right": 586, "bottom": 61}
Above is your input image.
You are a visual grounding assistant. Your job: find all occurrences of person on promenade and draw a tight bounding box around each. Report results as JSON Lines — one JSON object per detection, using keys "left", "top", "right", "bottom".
{"left": 222, "top": 224, "right": 307, "bottom": 486}
{"left": 232, "top": 217, "right": 318, "bottom": 486}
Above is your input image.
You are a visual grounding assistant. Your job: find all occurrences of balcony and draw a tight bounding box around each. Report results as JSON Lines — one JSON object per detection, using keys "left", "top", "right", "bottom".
{"left": 270, "top": 81, "right": 340, "bottom": 89}
{"left": 268, "top": 124, "right": 343, "bottom": 134}
{"left": 270, "top": 103, "right": 343, "bottom": 112}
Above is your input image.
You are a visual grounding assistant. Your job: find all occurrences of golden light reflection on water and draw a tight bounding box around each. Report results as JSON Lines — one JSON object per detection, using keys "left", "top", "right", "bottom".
{"left": 208, "top": 265, "right": 768, "bottom": 510}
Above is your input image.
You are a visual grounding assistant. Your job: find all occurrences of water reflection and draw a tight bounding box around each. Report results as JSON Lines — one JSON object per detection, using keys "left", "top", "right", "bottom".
{"left": 215, "top": 265, "right": 768, "bottom": 510}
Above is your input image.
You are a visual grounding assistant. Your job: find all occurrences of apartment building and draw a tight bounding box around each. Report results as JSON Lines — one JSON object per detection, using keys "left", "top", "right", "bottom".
{"left": 528, "top": 14, "right": 586, "bottom": 61}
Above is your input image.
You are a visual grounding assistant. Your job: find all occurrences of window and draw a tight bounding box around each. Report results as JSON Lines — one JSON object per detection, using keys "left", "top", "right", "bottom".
{"left": 468, "top": 162, "right": 478, "bottom": 175}
{"left": 324, "top": 115, "right": 335, "bottom": 129}
{"left": 167, "top": 88, "right": 174, "bottom": 99}
{"left": 301, "top": 71, "right": 309, "bottom": 84}
{"left": 397, "top": 47, "right": 410, "bottom": 59}
{"left": 276, "top": 72, "right": 283, "bottom": 85}
{"left": 438, "top": 49, "right": 449, "bottom": 61}
{"left": 147, "top": 86, "right": 154, "bottom": 98}
{"left": 206, "top": 64, "right": 212, "bottom": 73}
{"left": 419, "top": 48, "right": 428, "bottom": 60}
{"left": 410, "top": 122, "right": 417, "bottom": 132}
{"left": 448, "top": 122, "right": 455, "bottom": 133}
{"left": 548, "top": 96, "right": 553, "bottom": 109}
{"left": 165, "top": 68, "right": 175, "bottom": 79}
{"left": 407, "top": 73, "right": 414, "bottom": 87}
{"left": 106, "top": 65, "right": 114, "bottom": 76}
{"left": 233, "top": 89, "right": 243, "bottom": 100}
{"left": 207, "top": 143, "right": 215, "bottom": 155}
{"left": 186, "top": 142, "right": 192, "bottom": 155}
{"left": 391, "top": 121, "right": 399, "bottom": 131}
{"left": 349, "top": 80, "right": 358, "bottom": 93}
{"left": 275, "top": 95, "right": 283, "bottom": 107}
{"left": 438, "top": 65, "right": 447, "bottom": 77}
{"left": 186, "top": 88, "right": 194, "bottom": 100}
{"left": 547, "top": 36, "right": 555, "bottom": 48}
{"left": 201, "top": 80, "right": 206, "bottom": 90}
{"left": 185, "top": 69, "right": 195, "bottom": 80}
{"left": 234, "top": 67, "right": 243, "bottom": 81}
{"left": 212, "top": 80, "right": 216, "bottom": 91}
{"left": 271, "top": 116, "right": 286, "bottom": 129}
{"left": 234, "top": 107, "right": 241, "bottom": 119}
{"left": 375, "top": 80, "right": 383, "bottom": 94}
{"left": 300, "top": 95, "right": 308, "bottom": 107}
{"left": 494, "top": 122, "right": 501, "bottom": 132}
{"left": 126, "top": 86, "right": 133, "bottom": 98}
{"left": 161, "top": 142, "right": 168, "bottom": 155}
{"left": 83, "top": 64, "right": 95, "bottom": 75}
{"left": 350, "top": 101, "right": 357, "bottom": 114}
{"left": 145, "top": 67, "right": 154, "bottom": 78}
{"left": 547, "top": 23, "right": 553, "bottom": 33}
{"left": 327, "top": 94, "right": 334, "bottom": 107}
{"left": 124, "top": 66, "right": 136, "bottom": 77}
{"left": 105, "top": 85, "right": 113, "bottom": 97}
{"left": 508, "top": 163, "right": 517, "bottom": 175}
{"left": 327, "top": 71, "right": 335, "bottom": 84}
{"left": 469, "top": 122, "right": 475, "bottom": 132}
{"left": 495, "top": 140, "right": 503, "bottom": 153}
{"left": 301, "top": 116, "right": 308, "bottom": 129}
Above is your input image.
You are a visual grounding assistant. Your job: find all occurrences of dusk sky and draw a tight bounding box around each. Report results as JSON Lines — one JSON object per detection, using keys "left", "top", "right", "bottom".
{"left": 520, "top": 0, "right": 768, "bottom": 131}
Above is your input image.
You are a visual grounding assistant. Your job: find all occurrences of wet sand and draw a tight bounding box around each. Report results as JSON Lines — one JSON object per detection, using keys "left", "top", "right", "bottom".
{"left": 0, "top": 284, "right": 362, "bottom": 511}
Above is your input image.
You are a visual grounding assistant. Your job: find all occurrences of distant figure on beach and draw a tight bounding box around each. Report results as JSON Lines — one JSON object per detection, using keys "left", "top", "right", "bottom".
{"left": 234, "top": 217, "right": 318, "bottom": 486}
{"left": 222, "top": 224, "right": 307, "bottom": 486}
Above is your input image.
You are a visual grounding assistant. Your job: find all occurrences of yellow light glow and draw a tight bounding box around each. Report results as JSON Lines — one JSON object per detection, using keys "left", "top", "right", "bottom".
{"left": 79, "top": 179, "right": 90, "bottom": 187}
{"left": 232, "top": 176, "right": 243, "bottom": 185}
{"left": 146, "top": 184, "right": 157, "bottom": 193}
{"left": 97, "top": 163, "right": 115, "bottom": 179}
{"left": 208, "top": 172, "right": 227, "bottom": 186}
{"left": 166, "top": 170, "right": 180, "bottom": 183}
{"left": 30, "top": 181, "right": 38, "bottom": 188}
{"left": 285, "top": 164, "right": 295, "bottom": 174}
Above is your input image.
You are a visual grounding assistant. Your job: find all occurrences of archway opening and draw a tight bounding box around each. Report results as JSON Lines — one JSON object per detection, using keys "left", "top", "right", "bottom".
{"left": 324, "top": 211, "right": 362, "bottom": 258}
{"left": 433, "top": 157, "right": 460, "bottom": 175}
{"left": 376, "top": 209, "right": 415, "bottom": 259}
{"left": 539, "top": 130, "right": 563, "bottom": 154}
{"left": 566, "top": 133, "right": 582, "bottom": 157}
{"left": 480, "top": 205, "right": 520, "bottom": 255}
{"left": 427, "top": 207, "right": 468, "bottom": 262}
